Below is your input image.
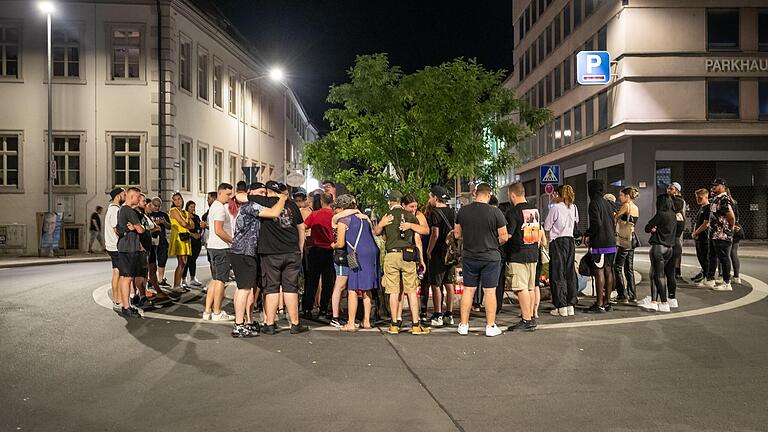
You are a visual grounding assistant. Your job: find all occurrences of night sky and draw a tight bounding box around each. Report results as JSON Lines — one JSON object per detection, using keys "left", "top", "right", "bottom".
{"left": 215, "top": 0, "right": 514, "bottom": 133}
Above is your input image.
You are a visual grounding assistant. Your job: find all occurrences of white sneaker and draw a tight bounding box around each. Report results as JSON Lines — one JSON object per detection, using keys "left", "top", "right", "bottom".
{"left": 190, "top": 277, "right": 203, "bottom": 287}
{"left": 431, "top": 316, "right": 444, "bottom": 327}
{"left": 550, "top": 307, "right": 568, "bottom": 317}
{"left": 202, "top": 311, "right": 212, "bottom": 321}
{"left": 211, "top": 311, "right": 234, "bottom": 321}
{"left": 732, "top": 277, "right": 741, "bottom": 285}
{"left": 658, "top": 303, "right": 671, "bottom": 313}
{"left": 713, "top": 282, "right": 733, "bottom": 291}
{"left": 715, "top": 276, "right": 724, "bottom": 284}
{"left": 669, "top": 298, "right": 679, "bottom": 309}
{"left": 485, "top": 324, "right": 502, "bottom": 337}
{"left": 700, "top": 279, "right": 716, "bottom": 288}
{"left": 637, "top": 296, "right": 652, "bottom": 306}
{"left": 457, "top": 323, "right": 469, "bottom": 335}
{"left": 566, "top": 306, "right": 575, "bottom": 316}
{"left": 640, "top": 302, "right": 659, "bottom": 311}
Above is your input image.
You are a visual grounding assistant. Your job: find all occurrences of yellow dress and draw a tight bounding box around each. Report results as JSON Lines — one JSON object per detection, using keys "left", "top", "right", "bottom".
{"left": 168, "top": 207, "right": 192, "bottom": 256}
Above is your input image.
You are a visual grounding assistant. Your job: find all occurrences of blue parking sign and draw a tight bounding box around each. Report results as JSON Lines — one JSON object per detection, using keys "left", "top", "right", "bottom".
{"left": 540, "top": 165, "right": 560, "bottom": 184}
{"left": 577, "top": 51, "right": 611, "bottom": 85}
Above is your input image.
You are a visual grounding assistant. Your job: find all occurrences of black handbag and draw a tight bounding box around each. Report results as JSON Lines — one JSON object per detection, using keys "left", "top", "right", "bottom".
{"left": 333, "top": 248, "right": 348, "bottom": 266}
{"left": 578, "top": 253, "right": 593, "bottom": 277}
{"left": 178, "top": 232, "right": 191, "bottom": 241}
{"left": 402, "top": 246, "right": 419, "bottom": 263}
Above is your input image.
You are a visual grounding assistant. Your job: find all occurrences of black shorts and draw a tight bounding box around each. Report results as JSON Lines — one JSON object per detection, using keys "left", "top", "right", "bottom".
{"left": 229, "top": 253, "right": 259, "bottom": 289}
{"left": 591, "top": 253, "right": 616, "bottom": 269}
{"left": 261, "top": 252, "right": 302, "bottom": 295}
{"left": 428, "top": 256, "right": 452, "bottom": 286}
{"left": 108, "top": 251, "right": 119, "bottom": 269}
{"left": 117, "top": 252, "right": 144, "bottom": 278}
{"left": 209, "top": 249, "right": 231, "bottom": 282}
{"left": 155, "top": 243, "right": 169, "bottom": 267}
{"left": 137, "top": 251, "right": 148, "bottom": 277}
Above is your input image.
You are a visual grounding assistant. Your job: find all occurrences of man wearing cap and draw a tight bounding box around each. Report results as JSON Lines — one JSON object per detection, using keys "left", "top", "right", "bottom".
{"left": 703, "top": 178, "right": 736, "bottom": 291}
{"left": 667, "top": 182, "right": 687, "bottom": 280}
{"left": 322, "top": 180, "right": 337, "bottom": 200}
{"left": 105, "top": 187, "right": 126, "bottom": 312}
{"left": 374, "top": 190, "right": 430, "bottom": 335}
{"left": 249, "top": 180, "right": 309, "bottom": 334}
{"left": 426, "top": 185, "right": 457, "bottom": 327}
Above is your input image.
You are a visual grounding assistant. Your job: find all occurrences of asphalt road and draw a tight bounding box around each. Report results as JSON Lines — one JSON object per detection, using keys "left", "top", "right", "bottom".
{"left": 1, "top": 255, "right": 767, "bottom": 432}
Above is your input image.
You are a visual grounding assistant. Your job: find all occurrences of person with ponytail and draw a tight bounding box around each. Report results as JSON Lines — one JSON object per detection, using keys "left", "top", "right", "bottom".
{"left": 543, "top": 184, "right": 579, "bottom": 317}
{"left": 614, "top": 187, "right": 640, "bottom": 303}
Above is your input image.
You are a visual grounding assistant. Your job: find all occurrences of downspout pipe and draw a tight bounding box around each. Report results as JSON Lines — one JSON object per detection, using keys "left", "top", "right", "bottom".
{"left": 156, "top": 0, "right": 166, "bottom": 206}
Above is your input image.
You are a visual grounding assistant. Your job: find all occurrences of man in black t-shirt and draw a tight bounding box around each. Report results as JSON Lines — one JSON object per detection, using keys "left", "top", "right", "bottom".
{"left": 455, "top": 183, "right": 509, "bottom": 337}
{"left": 150, "top": 197, "right": 171, "bottom": 286}
{"left": 426, "top": 185, "right": 456, "bottom": 327}
{"left": 691, "top": 188, "right": 711, "bottom": 283}
{"left": 88, "top": 206, "right": 104, "bottom": 253}
{"left": 504, "top": 182, "right": 543, "bottom": 332}
{"left": 116, "top": 187, "right": 145, "bottom": 318}
{"left": 249, "top": 180, "right": 308, "bottom": 334}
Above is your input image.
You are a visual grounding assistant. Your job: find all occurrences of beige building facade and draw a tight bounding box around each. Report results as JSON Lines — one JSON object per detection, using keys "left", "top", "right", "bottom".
{"left": 507, "top": 0, "right": 768, "bottom": 239}
{"left": 0, "top": 0, "right": 316, "bottom": 254}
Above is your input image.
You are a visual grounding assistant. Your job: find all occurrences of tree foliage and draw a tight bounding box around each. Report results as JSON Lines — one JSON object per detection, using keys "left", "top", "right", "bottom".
{"left": 305, "top": 53, "right": 550, "bottom": 211}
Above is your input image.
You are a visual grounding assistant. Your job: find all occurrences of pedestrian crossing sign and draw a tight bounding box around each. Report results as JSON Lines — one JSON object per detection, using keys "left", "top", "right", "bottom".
{"left": 540, "top": 165, "right": 560, "bottom": 184}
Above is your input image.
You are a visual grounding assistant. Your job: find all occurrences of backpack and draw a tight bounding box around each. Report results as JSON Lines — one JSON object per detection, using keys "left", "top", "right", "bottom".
{"left": 434, "top": 208, "right": 461, "bottom": 267}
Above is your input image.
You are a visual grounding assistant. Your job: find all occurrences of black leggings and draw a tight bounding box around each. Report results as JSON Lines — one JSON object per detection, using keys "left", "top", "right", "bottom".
{"left": 649, "top": 244, "right": 675, "bottom": 302}
{"left": 731, "top": 240, "right": 741, "bottom": 278}
{"left": 614, "top": 247, "right": 635, "bottom": 300}
{"left": 183, "top": 239, "right": 202, "bottom": 279}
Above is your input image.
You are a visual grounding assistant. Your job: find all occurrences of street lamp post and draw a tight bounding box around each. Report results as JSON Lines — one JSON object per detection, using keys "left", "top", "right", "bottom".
{"left": 39, "top": 2, "right": 55, "bottom": 215}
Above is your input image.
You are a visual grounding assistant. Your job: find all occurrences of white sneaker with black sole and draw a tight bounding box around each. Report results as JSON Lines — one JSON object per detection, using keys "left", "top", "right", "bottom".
{"left": 732, "top": 277, "right": 742, "bottom": 285}
{"left": 713, "top": 282, "right": 733, "bottom": 291}
{"left": 211, "top": 311, "right": 234, "bottom": 321}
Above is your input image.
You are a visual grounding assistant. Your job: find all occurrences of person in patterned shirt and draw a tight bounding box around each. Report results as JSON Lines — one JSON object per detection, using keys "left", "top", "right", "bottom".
{"left": 703, "top": 178, "right": 736, "bottom": 291}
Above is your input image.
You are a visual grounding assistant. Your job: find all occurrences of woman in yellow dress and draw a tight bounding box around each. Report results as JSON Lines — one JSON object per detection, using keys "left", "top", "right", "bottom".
{"left": 168, "top": 192, "right": 193, "bottom": 292}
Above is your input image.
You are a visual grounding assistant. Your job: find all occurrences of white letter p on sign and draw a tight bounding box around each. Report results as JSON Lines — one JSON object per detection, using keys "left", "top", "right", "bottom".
{"left": 586, "top": 54, "right": 601, "bottom": 73}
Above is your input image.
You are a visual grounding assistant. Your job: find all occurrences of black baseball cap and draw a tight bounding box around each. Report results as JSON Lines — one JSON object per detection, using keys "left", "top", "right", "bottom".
{"left": 430, "top": 185, "right": 450, "bottom": 200}
{"left": 712, "top": 178, "right": 727, "bottom": 186}
{"left": 265, "top": 180, "right": 282, "bottom": 194}
{"left": 278, "top": 182, "right": 288, "bottom": 192}
{"left": 249, "top": 182, "right": 265, "bottom": 191}
{"left": 109, "top": 187, "right": 125, "bottom": 199}
{"left": 293, "top": 187, "right": 308, "bottom": 198}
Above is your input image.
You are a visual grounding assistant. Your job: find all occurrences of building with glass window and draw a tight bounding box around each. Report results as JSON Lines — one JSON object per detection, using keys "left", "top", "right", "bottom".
{"left": 0, "top": 0, "right": 317, "bottom": 254}
{"left": 506, "top": 0, "right": 768, "bottom": 239}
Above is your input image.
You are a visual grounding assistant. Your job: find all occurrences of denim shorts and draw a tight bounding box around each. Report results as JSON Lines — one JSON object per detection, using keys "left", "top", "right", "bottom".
{"left": 335, "top": 263, "right": 350, "bottom": 276}
{"left": 461, "top": 258, "right": 501, "bottom": 289}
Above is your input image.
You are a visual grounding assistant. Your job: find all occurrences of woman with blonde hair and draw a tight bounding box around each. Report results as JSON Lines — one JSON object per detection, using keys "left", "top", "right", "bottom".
{"left": 168, "top": 192, "right": 193, "bottom": 294}
{"left": 543, "top": 184, "right": 579, "bottom": 317}
{"left": 614, "top": 187, "right": 640, "bottom": 303}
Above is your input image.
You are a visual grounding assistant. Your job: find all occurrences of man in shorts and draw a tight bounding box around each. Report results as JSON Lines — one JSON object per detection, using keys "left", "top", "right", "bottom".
{"left": 426, "top": 185, "right": 457, "bottom": 327}
{"left": 116, "top": 187, "right": 145, "bottom": 318}
{"left": 504, "top": 182, "right": 543, "bottom": 332}
{"left": 250, "top": 180, "right": 309, "bottom": 335}
{"left": 374, "top": 190, "right": 430, "bottom": 335}
{"left": 455, "top": 183, "right": 509, "bottom": 337}
{"left": 203, "top": 183, "right": 235, "bottom": 321}
{"left": 104, "top": 187, "right": 125, "bottom": 312}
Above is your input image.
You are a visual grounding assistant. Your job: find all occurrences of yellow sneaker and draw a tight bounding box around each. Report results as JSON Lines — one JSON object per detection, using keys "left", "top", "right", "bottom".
{"left": 411, "top": 323, "right": 431, "bottom": 335}
{"left": 387, "top": 323, "right": 400, "bottom": 335}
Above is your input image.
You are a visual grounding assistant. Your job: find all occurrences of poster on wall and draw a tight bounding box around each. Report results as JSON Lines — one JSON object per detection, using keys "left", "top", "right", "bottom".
{"left": 40, "top": 212, "right": 63, "bottom": 251}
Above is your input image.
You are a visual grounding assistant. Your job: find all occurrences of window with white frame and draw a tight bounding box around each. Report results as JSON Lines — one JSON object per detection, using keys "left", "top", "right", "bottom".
{"left": 112, "top": 136, "right": 141, "bottom": 187}
{"left": 53, "top": 136, "right": 80, "bottom": 186}
{"left": 180, "top": 138, "right": 191, "bottom": 191}
{"left": 197, "top": 145, "right": 208, "bottom": 193}
{"left": 52, "top": 26, "right": 80, "bottom": 78}
{"left": 229, "top": 154, "right": 238, "bottom": 185}
{"left": 0, "top": 24, "right": 19, "bottom": 78}
{"left": 213, "top": 58, "right": 222, "bottom": 108}
{"left": 228, "top": 69, "right": 237, "bottom": 115}
{"left": 197, "top": 45, "right": 208, "bottom": 100}
{"left": 0, "top": 135, "right": 19, "bottom": 187}
{"left": 250, "top": 83, "right": 260, "bottom": 127}
{"left": 110, "top": 27, "right": 142, "bottom": 80}
{"left": 179, "top": 36, "right": 191, "bottom": 92}
{"left": 213, "top": 149, "right": 222, "bottom": 186}
{"left": 259, "top": 93, "right": 267, "bottom": 130}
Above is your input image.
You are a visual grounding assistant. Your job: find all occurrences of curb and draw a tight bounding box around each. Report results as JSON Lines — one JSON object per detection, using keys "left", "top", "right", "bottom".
{"left": 0, "top": 256, "right": 111, "bottom": 269}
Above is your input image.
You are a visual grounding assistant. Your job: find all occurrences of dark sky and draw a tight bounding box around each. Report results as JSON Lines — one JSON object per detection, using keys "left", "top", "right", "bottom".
{"left": 216, "top": 0, "right": 514, "bottom": 133}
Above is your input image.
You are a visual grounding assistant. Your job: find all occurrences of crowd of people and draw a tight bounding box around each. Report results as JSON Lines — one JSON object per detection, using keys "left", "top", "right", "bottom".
{"left": 96, "top": 174, "right": 742, "bottom": 337}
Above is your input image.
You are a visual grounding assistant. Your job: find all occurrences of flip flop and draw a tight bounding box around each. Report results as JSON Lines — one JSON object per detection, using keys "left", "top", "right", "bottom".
{"left": 340, "top": 325, "right": 358, "bottom": 332}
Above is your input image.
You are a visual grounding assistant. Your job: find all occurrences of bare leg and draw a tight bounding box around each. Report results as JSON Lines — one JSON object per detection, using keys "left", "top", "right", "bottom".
{"left": 445, "top": 284, "right": 455, "bottom": 315}
{"left": 246, "top": 288, "right": 258, "bottom": 323}
{"left": 283, "top": 293, "right": 300, "bottom": 325}
{"left": 158, "top": 266, "right": 166, "bottom": 282}
{"left": 173, "top": 255, "right": 186, "bottom": 288}
{"left": 388, "top": 292, "right": 401, "bottom": 324}
{"left": 483, "top": 288, "right": 497, "bottom": 326}
{"left": 460, "top": 287, "right": 477, "bottom": 325}
{"left": 134, "top": 277, "right": 147, "bottom": 297}
{"left": 264, "top": 293, "right": 279, "bottom": 325}
{"left": 343, "top": 290, "right": 358, "bottom": 330}
{"left": 532, "top": 286, "right": 540, "bottom": 318}
{"left": 213, "top": 280, "right": 227, "bottom": 314}
{"left": 111, "top": 268, "right": 121, "bottom": 306}
{"left": 331, "top": 276, "right": 348, "bottom": 318}
{"left": 604, "top": 267, "right": 615, "bottom": 306}
{"left": 362, "top": 292, "right": 372, "bottom": 328}
{"left": 594, "top": 269, "right": 606, "bottom": 306}
{"left": 278, "top": 290, "right": 285, "bottom": 314}
{"left": 406, "top": 291, "right": 421, "bottom": 323}
{"left": 205, "top": 280, "right": 224, "bottom": 314}
{"left": 517, "top": 289, "right": 532, "bottom": 320}
{"left": 234, "top": 288, "right": 250, "bottom": 324}
{"left": 431, "top": 285, "right": 443, "bottom": 313}
{"left": 119, "top": 276, "right": 132, "bottom": 310}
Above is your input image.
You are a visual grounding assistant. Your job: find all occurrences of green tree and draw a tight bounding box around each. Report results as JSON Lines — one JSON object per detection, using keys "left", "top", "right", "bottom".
{"left": 305, "top": 53, "right": 550, "bottom": 212}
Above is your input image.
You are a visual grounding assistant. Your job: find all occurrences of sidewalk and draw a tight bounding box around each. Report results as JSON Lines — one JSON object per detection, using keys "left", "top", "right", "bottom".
{"left": 0, "top": 252, "right": 111, "bottom": 268}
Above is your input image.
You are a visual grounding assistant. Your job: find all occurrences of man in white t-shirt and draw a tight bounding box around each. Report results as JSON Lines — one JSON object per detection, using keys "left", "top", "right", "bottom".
{"left": 203, "top": 182, "right": 235, "bottom": 321}
{"left": 104, "top": 187, "right": 126, "bottom": 312}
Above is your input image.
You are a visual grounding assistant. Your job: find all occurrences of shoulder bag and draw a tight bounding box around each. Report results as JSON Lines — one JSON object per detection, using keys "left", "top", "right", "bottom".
{"left": 345, "top": 219, "right": 365, "bottom": 271}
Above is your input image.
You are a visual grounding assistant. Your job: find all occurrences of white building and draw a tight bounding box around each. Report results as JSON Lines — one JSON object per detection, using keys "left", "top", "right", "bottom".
{"left": 0, "top": 0, "right": 317, "bottom": 255}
